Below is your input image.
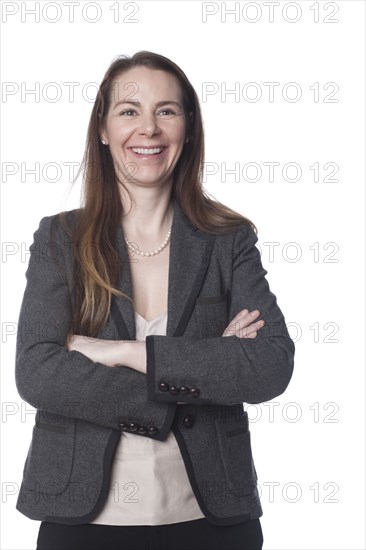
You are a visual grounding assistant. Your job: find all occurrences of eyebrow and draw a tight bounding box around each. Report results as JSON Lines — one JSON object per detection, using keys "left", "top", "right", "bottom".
{"left": 113, "top": 100, "right": 182, "bottom": 110}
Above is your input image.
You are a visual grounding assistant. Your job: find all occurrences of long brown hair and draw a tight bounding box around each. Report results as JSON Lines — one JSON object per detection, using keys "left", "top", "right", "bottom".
{"left": 56, "top": 51, "right": 257, "bottom": 337}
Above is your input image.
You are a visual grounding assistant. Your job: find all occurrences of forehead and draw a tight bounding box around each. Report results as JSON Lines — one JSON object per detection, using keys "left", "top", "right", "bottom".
{"left": 109, "top": 66, "right": 183, "bottom": 105}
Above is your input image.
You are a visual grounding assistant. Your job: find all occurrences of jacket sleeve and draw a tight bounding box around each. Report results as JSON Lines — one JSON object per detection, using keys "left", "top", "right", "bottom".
{"left": 145, "top": 224, "right": 295, "bottom": 406}
{"left": 15, "top": 215, "right": 174, "bottom": 436}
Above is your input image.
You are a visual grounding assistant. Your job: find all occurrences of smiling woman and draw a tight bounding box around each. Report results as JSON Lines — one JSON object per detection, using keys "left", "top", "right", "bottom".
{"left": 99, "top": 67, "right": 189, "bottom": 192}
{"left": 15, "top": 50, "right": 294, "bottom": 550}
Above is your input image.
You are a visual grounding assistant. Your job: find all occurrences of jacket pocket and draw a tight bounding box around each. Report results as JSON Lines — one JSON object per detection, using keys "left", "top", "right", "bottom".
{"left": 195, "top": 291, "right": 228, "bottom": 305}
{"left": 195, "top": 291, "right": 228, "bottom": 337}
{"left": 214, "top": 414, "right": 258, "bottom": 496}
{"left": 22, "top": 417, "right": 76, "bottom": 495}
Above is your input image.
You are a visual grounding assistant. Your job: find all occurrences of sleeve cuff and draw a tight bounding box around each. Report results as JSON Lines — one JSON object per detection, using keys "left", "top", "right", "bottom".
{"left": 145, "top": 334, "right": 211, "bottom": 404}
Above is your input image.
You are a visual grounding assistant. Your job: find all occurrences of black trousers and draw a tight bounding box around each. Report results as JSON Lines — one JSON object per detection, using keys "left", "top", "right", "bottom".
{"left": 36, "top": 517, "right": 263, "bottom": 550}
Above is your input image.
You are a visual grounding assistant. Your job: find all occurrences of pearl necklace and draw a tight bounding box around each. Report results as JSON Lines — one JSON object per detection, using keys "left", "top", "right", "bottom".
{"left": 125, "top": 226, "right": 172, "bottom": 257}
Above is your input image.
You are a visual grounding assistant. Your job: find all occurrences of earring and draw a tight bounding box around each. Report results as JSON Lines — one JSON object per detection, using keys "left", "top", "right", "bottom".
{"left": 101, "top": 139, "right": 106, "bottom": 145}
{"left": 185, "top": 137, "right": 190, "bottom": 143}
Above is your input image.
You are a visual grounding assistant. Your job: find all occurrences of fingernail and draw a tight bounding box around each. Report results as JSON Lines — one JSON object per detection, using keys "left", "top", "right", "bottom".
{"left": 250, "top": 310, "right": 259, "bottom": 317}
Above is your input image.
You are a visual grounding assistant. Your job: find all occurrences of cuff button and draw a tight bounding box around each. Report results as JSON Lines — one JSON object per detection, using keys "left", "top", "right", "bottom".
{"left": 118, "top": 422, "right": 128, "bottom": 431}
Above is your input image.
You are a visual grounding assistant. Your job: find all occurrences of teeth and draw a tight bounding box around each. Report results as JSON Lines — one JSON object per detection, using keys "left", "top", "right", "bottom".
{"left": 132, "top": 147, "right": 163, "bottom": 155}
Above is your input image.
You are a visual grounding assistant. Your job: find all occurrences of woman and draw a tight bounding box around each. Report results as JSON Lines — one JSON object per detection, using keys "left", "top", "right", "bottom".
{"left": 15, "top": 51, "right": 295, "bottom": 550}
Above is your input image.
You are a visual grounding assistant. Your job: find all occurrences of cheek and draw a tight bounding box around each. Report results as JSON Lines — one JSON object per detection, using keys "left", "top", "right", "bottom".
{"left": 166, "top": 119, "right": 186, "bottom": 139}
{"left": 108, "top": 121, "right": 133, "bottom": 141}
{"left": 170, "top": 128, "right": 186, "bottom": 146}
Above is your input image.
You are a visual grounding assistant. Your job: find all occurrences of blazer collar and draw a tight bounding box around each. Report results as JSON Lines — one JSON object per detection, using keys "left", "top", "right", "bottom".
{"left": 113, "top": 197, "right": 216, "bottom": 339}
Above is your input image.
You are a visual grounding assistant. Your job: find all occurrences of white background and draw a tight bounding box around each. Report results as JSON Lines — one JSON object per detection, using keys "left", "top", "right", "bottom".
{"left": 1, "top": 1, "right": 365, "bottom": 549}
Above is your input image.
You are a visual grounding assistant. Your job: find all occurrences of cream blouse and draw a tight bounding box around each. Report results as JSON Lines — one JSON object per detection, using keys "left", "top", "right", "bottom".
{"left": 90, "top": 311, "right": 205, "bottom": 525}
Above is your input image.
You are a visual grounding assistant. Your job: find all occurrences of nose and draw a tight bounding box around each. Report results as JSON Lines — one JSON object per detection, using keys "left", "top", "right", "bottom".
{"left": 138, "top": 112, "right": 161, "bottom": 138}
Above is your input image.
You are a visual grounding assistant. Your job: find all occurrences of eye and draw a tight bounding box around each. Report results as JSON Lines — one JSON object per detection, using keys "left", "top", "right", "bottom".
{"left": 119, "top": 109, "right": 137, "bottom": 116}
{"left": 158, "top": 108, "right": 176, "bottom": 116}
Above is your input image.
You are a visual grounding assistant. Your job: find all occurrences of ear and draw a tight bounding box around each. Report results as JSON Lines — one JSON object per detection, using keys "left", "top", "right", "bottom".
{"left": 98, "top": 120, "right": 107, "bottom": 143}
{"left": 99, "top": 130, "right": 108, "bottom": 144}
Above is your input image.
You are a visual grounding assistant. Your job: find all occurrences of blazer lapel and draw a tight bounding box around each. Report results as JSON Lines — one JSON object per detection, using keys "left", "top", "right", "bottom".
{"left": 112, "top": 198, "right": 216, "bottom": 340}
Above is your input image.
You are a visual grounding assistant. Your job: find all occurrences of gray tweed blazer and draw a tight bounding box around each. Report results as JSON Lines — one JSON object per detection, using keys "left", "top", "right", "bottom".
{"left": 15, "top": 197, "right": 295, "bottom": 526}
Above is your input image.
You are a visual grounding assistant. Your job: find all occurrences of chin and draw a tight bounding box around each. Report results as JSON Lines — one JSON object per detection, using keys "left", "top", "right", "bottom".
{"left": 135, "top": 171, "right": 171, "bottom": 185}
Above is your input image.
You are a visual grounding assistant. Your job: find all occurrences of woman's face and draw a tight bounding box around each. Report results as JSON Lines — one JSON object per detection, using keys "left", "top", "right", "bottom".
{"left": 100, "top": 66, "right": 188, "bottom": 189}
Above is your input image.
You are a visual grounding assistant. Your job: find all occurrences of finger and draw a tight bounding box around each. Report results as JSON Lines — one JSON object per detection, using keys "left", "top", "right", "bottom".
{"left": 223, "top": 322, "right": 247, "bottom": 337}
{"left": 222, "top": 327, "right": 236, "bottom": 337}
{"left": 239, "top": 325, "right": 254, "bottom": 338}
{"left": 237, "top": 309, "right": 261, "bottom": 323}
{"left": 230, "top": 316, "right": 261, "bottom": 333}
{"left": 222, "top": 316, "right": 265, "bottom": 337}
{"left": 231, "top": 319, "right": 264, "bottom": 338}
{"left": 234, "top": 309, "right": 256, "bottom": 321}
{"left": 230, "top": 308, "right": 261, "bottom": 321}
{"left": 233, "top": 309, "right": 248, "bottom": 321}
{"left": 240, "top": 320, "right": 265, "bottom": 338}
{"left": 248, "top": 309, "right": 260, "bottom": 318}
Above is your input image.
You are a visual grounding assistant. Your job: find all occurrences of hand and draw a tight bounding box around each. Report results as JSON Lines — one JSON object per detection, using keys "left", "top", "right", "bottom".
{"left": 66, "top": 335, "right": 147, "bottom": 373}
{"left": 66, "top": 334, "right": 123, "bottom": 368}
{"left": 222, "top": 309, "right": 265, "bottom": 339}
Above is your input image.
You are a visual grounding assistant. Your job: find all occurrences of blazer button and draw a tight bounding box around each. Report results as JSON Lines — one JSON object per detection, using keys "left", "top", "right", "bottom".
{"left": 179, "top": 386, "right": 189, "bottom": 395}
{"left": 137, "top": 426, "right": 147, "bottom": 435}
{"left": 158, "top": 382, "right": 169, "bottom": 392}
{"left": 169, "top": 385, "right": 179, "bottom": 395}
{"left": 183, "top": 414, "right": 195, "bottom": 429}
{"left": 189, "top": 387, "right": 200, "bottom": 397}
{"left": 147, "top": 426, "right": 158, "bottom": 435}
{"left": 128, "top": 422, "right": 138, "bottom": 432}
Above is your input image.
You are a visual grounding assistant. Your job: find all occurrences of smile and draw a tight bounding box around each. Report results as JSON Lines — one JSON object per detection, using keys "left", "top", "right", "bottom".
{"left": 131, "top": 147, "right": 165, "bottom": 155}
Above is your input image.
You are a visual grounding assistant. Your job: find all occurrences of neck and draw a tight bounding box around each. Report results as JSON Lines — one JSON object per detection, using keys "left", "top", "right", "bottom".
{"left": 120, "top": 192, "right": 174, "bottom": 243}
